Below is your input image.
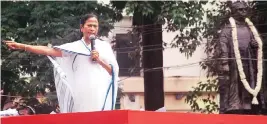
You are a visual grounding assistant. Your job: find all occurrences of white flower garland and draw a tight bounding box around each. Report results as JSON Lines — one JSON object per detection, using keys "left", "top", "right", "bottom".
{"left": 229, "top": 17, "right": 263, "bottom": 104}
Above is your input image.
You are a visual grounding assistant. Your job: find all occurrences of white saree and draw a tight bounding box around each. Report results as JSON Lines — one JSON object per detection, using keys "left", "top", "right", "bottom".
{"left": 47, "top": 38, "right": 119, "bottom": 113}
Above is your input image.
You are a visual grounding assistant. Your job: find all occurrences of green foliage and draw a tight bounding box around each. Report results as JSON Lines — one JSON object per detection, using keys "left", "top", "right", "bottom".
{"left": 186, "top": 1, "right": 267, "bottom": 114}
{"left": 111, "top": 1, "right": 221, "bottom": 112}
{"left": 185, "top": 1, "right": 240, "bottom": 114}
{"left": 160, "top": 1, "right": 207, "bottom": 57}
{"left": 1, "top": 1, "right": 122, "bottom": 100}
{"left": 185, "top": 79, "right": 219, "bottom": 113}
{"left": 112, "top": 1, "right": 208, "bottom": 57}
{"left": 112, "top": 1, "right": 267, "bottom": 113}
{"left": 111, "top": 1, "right": 221, "bottom": 113}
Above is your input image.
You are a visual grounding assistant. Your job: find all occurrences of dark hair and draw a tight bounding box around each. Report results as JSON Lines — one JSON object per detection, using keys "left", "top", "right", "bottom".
{"left": 80, "top": 13, "right": 98, "bottom": 26}
{"left": 16, "top": 98, "right": 40, "bottom": 110}
{"left": 79, "top": 13, "right": 98, "bottom": 38}
{"left": 33, "top": 103, "right": 54, "bottom": 114}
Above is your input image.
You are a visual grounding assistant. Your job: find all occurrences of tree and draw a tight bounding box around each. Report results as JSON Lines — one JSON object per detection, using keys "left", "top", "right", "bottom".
{"left": 111, "top": 1, "right": 266, "bottom": 113}
{"left": 111, "top": 1, "right": 208, "bottom": 111}
{"left": 253, "top": 2, "right": 267, "bottom": 84}
{"left": 1, "top": 1, "right": 122, "bottom": 108}
{"left": 185, "top": 1, "right": 267, "bottom": 113}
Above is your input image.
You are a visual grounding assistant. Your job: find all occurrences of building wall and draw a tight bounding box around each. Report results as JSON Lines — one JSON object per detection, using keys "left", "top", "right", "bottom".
{"left": 120, "top": 92, "right": 218, "bottom": 113}
{"left": 162, "top": 31, "right": 208, "bottom": 77}
{"left": 110, "top": 15, "right": 218, "bottom": 112}
{"left": 119, "top": 76, "right": 218, "bottom": 112}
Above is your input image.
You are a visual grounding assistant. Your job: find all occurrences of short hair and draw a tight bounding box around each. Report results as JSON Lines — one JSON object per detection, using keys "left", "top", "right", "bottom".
{"left": 80, "top": 13, "right": 98, "bottom": 26}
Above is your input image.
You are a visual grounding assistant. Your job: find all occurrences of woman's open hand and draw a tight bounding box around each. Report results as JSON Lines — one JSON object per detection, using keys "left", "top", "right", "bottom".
{"left": 4, "top": 40, "right": 23, "bottom": 50}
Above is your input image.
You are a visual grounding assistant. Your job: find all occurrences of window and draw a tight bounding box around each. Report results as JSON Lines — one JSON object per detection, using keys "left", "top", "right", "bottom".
{"left": 115, "top": 33, "right": 141, "bottom": 76}
{"left": 115, "top": 97, "right": 120, "bottom": 109}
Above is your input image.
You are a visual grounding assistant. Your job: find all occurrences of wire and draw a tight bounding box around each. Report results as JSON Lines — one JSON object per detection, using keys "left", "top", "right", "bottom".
{"left": 112, "top": 9, "right": 267, "bottom": 29}
{"left": 2, "top": 22, "right": 267, "bottom": 56}
{"left": 1, "top": 57, "right": 267, "bottom": 99}
{"left": 118, "top": 57, "right": 267, "bottom": 82}
{"left": 0, "top": 60, "right": 203, "bottom": 99}
{"left": 127, "top": 25, "right": 267, "bottom": 38}
{"left": 2, "top": 32, "right": 267, "bottom": 60}
{"left": 1, "top": 57, "right": 267, "bottom": 74}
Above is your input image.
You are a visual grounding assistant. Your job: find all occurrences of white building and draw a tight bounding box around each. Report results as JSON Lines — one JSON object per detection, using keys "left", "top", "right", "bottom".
{"left": 98, "top": 1, "right": 222, "bottom": 112}
{"left": 108, "top": 15, "right": 219, "bottom": 112}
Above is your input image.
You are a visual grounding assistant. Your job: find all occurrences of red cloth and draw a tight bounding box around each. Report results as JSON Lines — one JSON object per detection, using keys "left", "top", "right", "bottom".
{"left": 2, "top": 110, "right": 267, "bottom": 124}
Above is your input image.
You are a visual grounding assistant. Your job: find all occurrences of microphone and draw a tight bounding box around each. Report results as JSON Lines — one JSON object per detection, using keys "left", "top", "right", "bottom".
{"left": 89, "top": 35, "right": 96, "bottom": 61}
{"left": 89, "top": 35, "right": 96, "bottom": 50}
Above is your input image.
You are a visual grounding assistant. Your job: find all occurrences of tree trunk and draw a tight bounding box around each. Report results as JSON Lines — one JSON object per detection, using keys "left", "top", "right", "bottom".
{"left": 142, "top": 15, "right": 164, "bottom": 111}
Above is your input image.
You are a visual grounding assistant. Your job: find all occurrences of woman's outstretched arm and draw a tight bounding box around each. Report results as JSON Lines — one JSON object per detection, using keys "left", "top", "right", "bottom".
{"left": 4, "top": 40, "right": 62, "bottom": 57}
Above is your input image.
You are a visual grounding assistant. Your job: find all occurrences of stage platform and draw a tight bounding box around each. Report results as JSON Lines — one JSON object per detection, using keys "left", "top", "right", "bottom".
{"left": 1, "top": 110, "right": 267, "bottom": 124}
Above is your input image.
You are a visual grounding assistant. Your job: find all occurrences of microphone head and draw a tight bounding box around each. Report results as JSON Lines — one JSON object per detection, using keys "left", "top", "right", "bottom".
{"left": 89, "top": 35, "right": 96, "bottom": 41}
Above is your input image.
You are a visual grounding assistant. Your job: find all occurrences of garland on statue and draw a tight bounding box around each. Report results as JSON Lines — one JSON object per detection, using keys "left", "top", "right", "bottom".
{"left": 229, "top": 17, "right": 263, "bottom": 104}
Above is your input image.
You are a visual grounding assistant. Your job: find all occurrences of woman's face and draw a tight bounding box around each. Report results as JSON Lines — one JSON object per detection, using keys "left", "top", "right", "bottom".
{"left": 80, "top": 17, "right": 99, "bottom": 40}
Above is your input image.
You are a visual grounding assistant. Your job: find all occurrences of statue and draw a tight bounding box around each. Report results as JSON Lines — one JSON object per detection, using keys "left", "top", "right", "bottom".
{"left": 218, "top": 1, "right": 267, "bottom": 115}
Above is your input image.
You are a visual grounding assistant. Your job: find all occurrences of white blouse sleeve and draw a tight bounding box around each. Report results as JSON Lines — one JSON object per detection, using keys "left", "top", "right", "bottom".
{"left": 0, "top": 109, "right": 19, "bottom": 117}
